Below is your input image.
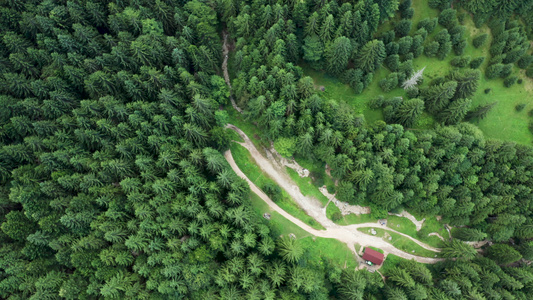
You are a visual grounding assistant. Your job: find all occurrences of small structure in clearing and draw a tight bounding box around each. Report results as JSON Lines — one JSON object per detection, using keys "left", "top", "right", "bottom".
{"left": 263, "top": 213, "right": 271, "bottom": 220}
{"left": 362, "top": 248, "right": 384, "bottom": 266}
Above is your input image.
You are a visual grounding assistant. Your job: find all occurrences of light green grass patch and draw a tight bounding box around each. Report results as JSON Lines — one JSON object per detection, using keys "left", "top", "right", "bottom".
{"left": 301, "top": 237, "right": 358, "bottom": 269}
{"left": 230, "top": 142, "right": 325, "bottom": 230}
{"left": 248, "top": 193, "right": 310, "bottom": 238}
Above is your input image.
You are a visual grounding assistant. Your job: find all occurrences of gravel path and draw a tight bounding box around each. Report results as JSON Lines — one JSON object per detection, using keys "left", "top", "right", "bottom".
{"left": 225, "top": 124, "right": 444, "bottom": 264}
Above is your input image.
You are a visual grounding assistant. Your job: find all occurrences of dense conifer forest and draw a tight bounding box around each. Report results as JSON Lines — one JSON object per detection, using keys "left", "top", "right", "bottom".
{"left": 1, "top": 0, "right": 533, "bottom": 299}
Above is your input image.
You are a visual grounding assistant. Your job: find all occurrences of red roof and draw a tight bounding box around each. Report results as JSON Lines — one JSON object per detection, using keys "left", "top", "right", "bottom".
{"left": 362, "top": 248, "right": 384, "bottom": 265}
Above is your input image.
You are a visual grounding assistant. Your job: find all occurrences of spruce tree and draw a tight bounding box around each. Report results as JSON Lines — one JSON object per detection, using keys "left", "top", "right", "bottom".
{"left": 438, "top": 98, "right": 472, "bottom": 125}
{"left": 326, "top": 36, "right": 352, "bottom": 75}
{"left": 394, "top": 98, "right": 424, "bottom": 127}
{"left": 421, "top": 81, "right": 457, "bottom": 113}
{"left": 356, "top": 39, "right": 386, "bottom": 73}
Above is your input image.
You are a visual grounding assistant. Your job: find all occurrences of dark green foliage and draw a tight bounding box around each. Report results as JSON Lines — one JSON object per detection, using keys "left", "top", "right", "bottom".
{"left": 465, "top": 101, "right": 498, "bottom": 121}
{"left": 421, "top": 81, "right": 458, "bottom": 114}
{"left": 379, "top": 72, "right": 399, "bottom": 92}
{"left": 486, "top": 63, "right": 504, "bottom": 79}
{"left": 487, "top": 244, "right": 522, "bottom": 265}
{"left": 500, "top": 64, "right": 513, "bottom": 78}
{"left": 438, "top": 9, "right": 457, "bottom": 29}
{"left": 453, "top": 228, "right": 487, "bottom": 241}
{"left": 450, "top": 56, "right": 471, "bottom": 68}
{"left": 326, "top": 37, "right": 353, "bottom": 75}
{"left": 438, "top": 98, "right": 472, "bottom": 125}
{"left": 424, "top": 41, "right": 440, "bottom": 57}
{"left": 527, "top": 68, "right": 533, "bottom": 78}
{"left": 356, "top": 40, "right": 386, "bottom": 73}
{"left": 2, "top": 1, "right": 533, "bottom": 299}
{"left": 417, "top": 18, "right": 438, "bottom": 34}
{"left": 515, "top": 103, "right": 527, "bottom": 112}
{"left": 447, "top": 69, "right": 480, "bottom": 99}
{"left": 395, "top": 19, "right": 412, "bottom": 37}
{"left": 517, "top": 55, "right": 533, "bottom": 69}
{"left": 504, "top": 76, "right": 517, "bottom": 87}
{"left": 441, "top": 239, "right": 477, "bottom": 260}
{"left": 469, "top": 57, "right": 485, "bottom": 69}
{"left": 406, "top": 87, "right": 419, "bottom": 98}
{"left": 262, "top": 182, "right": 282, "bottom": 202}
{"left": 473, "top": 33, "right": 488, "bottom": 48}
{"left": 394, "top": 98, "right": 425, "bottom": 127}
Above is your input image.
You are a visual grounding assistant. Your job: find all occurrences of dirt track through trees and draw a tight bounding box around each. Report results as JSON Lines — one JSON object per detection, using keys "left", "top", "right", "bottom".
{"left": 225, "top": 124, "right": 444, "bottom": 264}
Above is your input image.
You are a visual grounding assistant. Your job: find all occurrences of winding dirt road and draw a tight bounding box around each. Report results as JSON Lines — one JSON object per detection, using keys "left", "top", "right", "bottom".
{"left": 225, "top": 124, "right": 443, "bottom": 264}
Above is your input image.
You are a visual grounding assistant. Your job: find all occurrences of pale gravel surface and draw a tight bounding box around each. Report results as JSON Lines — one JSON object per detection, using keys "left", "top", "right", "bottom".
{"left": 225, "top": 124, "right": 444, "bottom": 264}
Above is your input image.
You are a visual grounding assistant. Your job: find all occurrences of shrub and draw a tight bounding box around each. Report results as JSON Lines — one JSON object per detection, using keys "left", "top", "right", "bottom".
{"left": 500, "top": 64, "right": 512, "bottom": 78}
{"left": 274, "top": 137, "right": 297, "bottom": 158}
{"left": 381, "top": 30, "right": 395, "bottom": 44}
{"left": 453, "top": 39, "right": 466, "bottom": 56}
{"left": 472, "top": 33, "right": 488, "bottom": 48}
{"left": 517, "top": 79, "right": 523, "bottom": 84}
{"left": 515, "top": 103, "right": 526, "bottom": 112}
{"left": 484, "top": 88, "right": 491, "bottom": 94}
{"left": 429, "top": 0, "right": 452, "bottom": 10}
{"left": 527, "top": 68, "right": 533, "bottom": 78}
{"left": 386, "top": 41, "right": 399, "bottom": 55}
{"left": 517, "top": 55, "right": 533, "bottom": 69}
{"left": 438, "top": 9, "right": 457, "bottom": 29}
{"left": 402, "top": 7, "right": 414, "bottom": 19}
{"left": 504, "top": 76, "right": 517, "bottom": 88}
{"left": 262, "top": 182, "right": 282, "bottom": 202}
{"left": 438, "top": 41, "right": 452, "bottom": 60}
{"left": 369, "top": 95, "right": 385, "bottom": 109}
{"left": 417, "top": 18, "right": 437, "bottom": 34}
{"left": 485, "top": 63, "right": 503, "bottom": 79}
{"left": 395, "top": 19, "right": 412, "bottom": 37}
{"left": 398, "top": 36, "right": 413, "bottom": 55}
{"left": 379, "top": 72, "right": 399, "bottom": 92}
{"left": 450, "top": 56, "right": 471, "bottom": 68}
{"left": 469, "top": 57, "right": 485, "bottom": 69}
{"left": 385, "top": 54, "right": 400, "bottom": 71}
{"left": 406, "top": 87, "right": 419, "bottom": 98}
{"left": 331, "top": 212, "right": 342, "bottom": 222}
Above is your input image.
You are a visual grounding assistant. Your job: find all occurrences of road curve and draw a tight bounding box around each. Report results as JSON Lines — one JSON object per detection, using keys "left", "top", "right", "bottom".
{"left": 224, "top": 124, "right": 444, "bottom": 264}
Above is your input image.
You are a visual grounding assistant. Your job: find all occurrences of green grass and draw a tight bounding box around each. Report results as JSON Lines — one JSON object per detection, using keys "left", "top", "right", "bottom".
{"left": 301, "top": 237, "right": 358, "bottom": 269}
{"left": 358, "top": 228, "right": 441, "bottom": 258}
{"left": 248, "top": 192, "right": 310, "bottom": 238}
{"left": 230, "top": 142, "right": 325, "bottom": 230}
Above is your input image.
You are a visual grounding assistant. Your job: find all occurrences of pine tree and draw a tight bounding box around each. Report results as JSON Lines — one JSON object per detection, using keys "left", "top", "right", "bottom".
{"left": 421, "top": 81, "right": 457, "bottom": 113}
{"left": 465, "top": 101, "right": 497, "bottom": 121}
{"left": 394, "top": 98, "right": 424, "bottom": 127}
{"left": 326, "top": 36, "right": 352, "bottom": 75}
{"left": 356, "top": 40, "right": 386, "bottom": 73}
{"left": 447, "top": 69, "right": 480, "bottom": 100}
{"left": 487, "top": 244, "right": 522, "bottom": 265}
{"left": 453, "top": 227, "right": 487, "bottom": 241}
